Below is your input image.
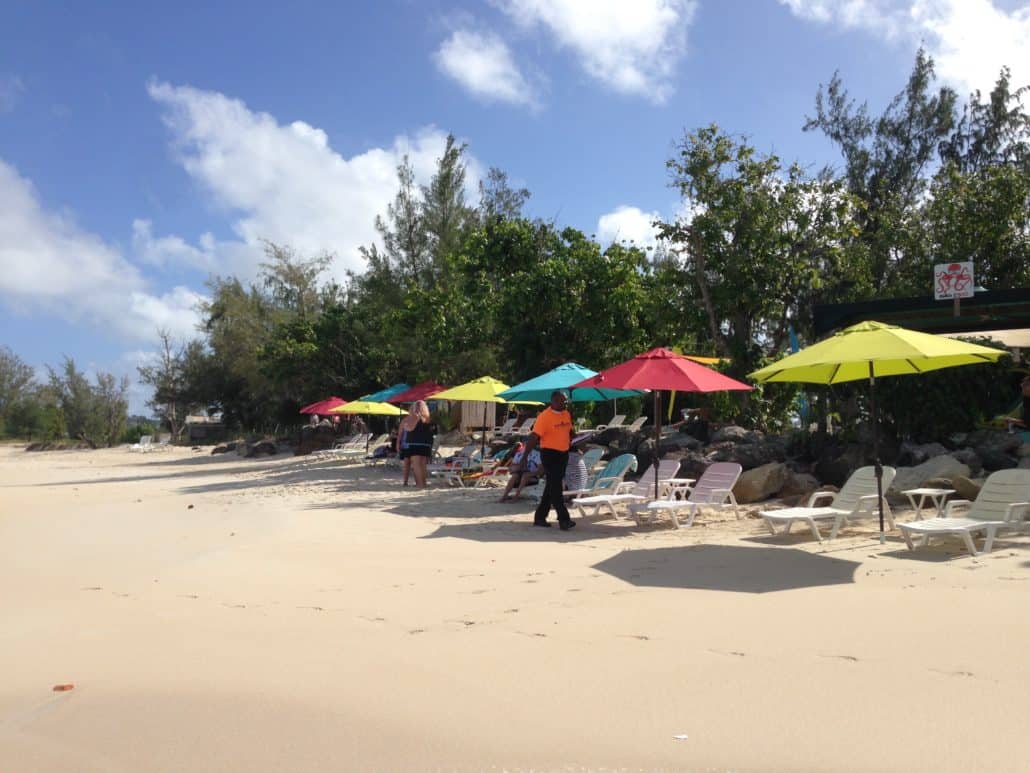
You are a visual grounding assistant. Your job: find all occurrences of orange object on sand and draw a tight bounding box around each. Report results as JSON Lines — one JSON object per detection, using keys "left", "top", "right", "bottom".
{"left": 52, "top": 684, "right": 75, "bottom": 692}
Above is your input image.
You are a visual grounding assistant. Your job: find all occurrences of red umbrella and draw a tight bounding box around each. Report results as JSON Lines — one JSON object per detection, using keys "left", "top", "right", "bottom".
{"left": 571, "top": 348, "right": 752, "bottom": 497}
{"left": 299, "top": 396, "right": 348, "bottom": 415}
{"left": 386, "top": 381, "right": 449, "bottom": 404}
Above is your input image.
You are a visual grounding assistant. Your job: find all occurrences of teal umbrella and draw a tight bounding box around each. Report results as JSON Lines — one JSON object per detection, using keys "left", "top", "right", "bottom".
{"left": 497, "top": 362, "right": 643, "bottom": 404}
{"left": 359, "top": 383, "right": 410, "bottom": 402}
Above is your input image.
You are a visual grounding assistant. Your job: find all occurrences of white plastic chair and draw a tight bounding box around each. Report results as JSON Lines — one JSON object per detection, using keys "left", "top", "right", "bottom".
{"left": 898, "top": 469, "right": 1030, "bottom": 556}
{"left": 573, "top": 459, "right": 683, "bottom": 520}
{"left": 760, "top": 465, "right": 895, "bottom": 541}
{"left": 645, "top": 462, "right": 743, "bottom": 529}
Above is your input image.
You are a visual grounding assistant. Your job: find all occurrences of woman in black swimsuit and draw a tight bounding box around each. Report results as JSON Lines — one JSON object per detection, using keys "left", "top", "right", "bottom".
{"left": 399, "top": 400, "right": 434, "bottom": 487}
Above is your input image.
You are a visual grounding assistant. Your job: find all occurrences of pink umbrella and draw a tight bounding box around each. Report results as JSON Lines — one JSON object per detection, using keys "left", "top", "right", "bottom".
{"left": 387, "top": 381, "right": 449, "bottom": 404}
{"left": 299, "top": 396, "right": 348, "bottom": 416}
{"left": 571, "top": 348, "right": 752, "bottom": 497}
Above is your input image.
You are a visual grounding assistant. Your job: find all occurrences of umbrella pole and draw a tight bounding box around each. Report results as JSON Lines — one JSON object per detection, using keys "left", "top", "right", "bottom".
{"left": 869, "top": 365, "right": 885, "bottom": 544}
{"left": 654, "top": 391, "right": 661, "bottom": 499}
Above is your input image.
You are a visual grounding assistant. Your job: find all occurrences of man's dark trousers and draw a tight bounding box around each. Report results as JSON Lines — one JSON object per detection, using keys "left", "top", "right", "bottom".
{"left": 535, "top": 448, "right": 571, "bottom": 525}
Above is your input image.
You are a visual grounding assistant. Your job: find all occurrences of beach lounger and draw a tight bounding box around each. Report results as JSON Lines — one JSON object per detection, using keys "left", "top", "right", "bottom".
{"left": 572, "top": 459, "right": 683, "bottom": 519}
{"left": 516, "top": 418, "right": 536, "bottom": 437}
{"left": 898, "top": 469, "right": 1030, "bottom": 556}
{"left": 566, "top": 453, "right": 638, "bottom": 499}
{"left": 643, "top": 462, "right": 742, "bottom": 528}
{"left": 130, "top": 434, "right": 153, "bottom": 452}
{"left": 760, "top": 465, "right": 896, "bottom": 541}
{"left": 624, "top": 416, "right": 648, "bottom": 433}
{"left": 493, "top": 418, "right": 517, "bottom": 437}
{"left": 594, "top": 414, "right": 625, "bottom": 432}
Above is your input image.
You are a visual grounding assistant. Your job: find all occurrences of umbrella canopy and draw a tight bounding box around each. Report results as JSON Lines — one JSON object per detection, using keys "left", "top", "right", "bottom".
{"left": 572, "top": 348, "right": 752, "bottom": 497}
{"left": 430, "top": 376, "right": 513, "bottom": 403}
{"left": 497, "top": 362, "right": 642, "bottom": 404}
{"left": 572, "top": 348, "right": 752, "bottom": 393}
{"left": 387, "top": 381, "right": 449, "bottom": 404}
{"left": 329, "top": 400, "right": 407, "bottom": 416}
{"left": 749, "top": 321, "right": 1008, "bottom": 541}
{"left": 359, "top": 383, "right": 411, "bottom": 403}
{"left": 299, "top": 396, "right": 347, "bottom": 415}
{"left": 748, "top": 321, "right": 1006, "bottom": 384}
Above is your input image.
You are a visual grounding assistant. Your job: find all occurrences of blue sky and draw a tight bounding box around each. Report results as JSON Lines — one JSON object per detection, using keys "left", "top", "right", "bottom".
{"left": 1, "top": 0, "right": 1027, "bottom": 412}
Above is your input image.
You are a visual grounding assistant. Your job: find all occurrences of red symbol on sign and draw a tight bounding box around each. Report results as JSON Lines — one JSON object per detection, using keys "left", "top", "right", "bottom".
{"left": 936, "top": 263, "right": 972, "bottom": 296}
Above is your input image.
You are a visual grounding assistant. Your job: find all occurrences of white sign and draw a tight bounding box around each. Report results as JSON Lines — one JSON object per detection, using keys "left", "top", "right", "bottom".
{"left": 934, "top": 261, "right": 974, "bottom": 300}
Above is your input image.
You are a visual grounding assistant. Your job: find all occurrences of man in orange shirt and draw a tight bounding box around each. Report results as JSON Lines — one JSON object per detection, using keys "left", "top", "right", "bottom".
{"left": 522, "top": 390, "right": 576, "bottom": 530}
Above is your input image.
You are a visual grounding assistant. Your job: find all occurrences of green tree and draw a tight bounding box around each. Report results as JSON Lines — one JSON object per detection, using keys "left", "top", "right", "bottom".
{"left": 804, "top": 50, "right": 958, "bottom": 293}
{"left": 47, "top": 358, "right": 128, "bottom": 447}
{"left": 137, "top": 332, "right": 210, "bottom": 439}
{"left": 657, "top": 124, "right": 863, "bottom": 376}
{"left": 0, "top": 345, "right": 36, "bottom": 434}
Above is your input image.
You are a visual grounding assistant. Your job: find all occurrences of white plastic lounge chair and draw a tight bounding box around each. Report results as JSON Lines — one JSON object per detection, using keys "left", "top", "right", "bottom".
{"left": 572, "top": 458, "right": 683, "bottom": 519}
{"left": 578, "top": 448, "right": 605, "bottom": 476}
{"left": 625, "top": 416, "right": 648, "bottom": 433}
{"left": 760, "top": 465, "right": 896, "bottom": 541}
{"left": 566, "top": 453, "right": 638, "bottom": 499}
{"left": 898, "top": 469, "right": 1030, "bottom": 556}
{"left": 309, "top": 433, "right": 361, "bottom": 460}
{"left": 130, "top": 435, "right": 153, "bottom": 452}
{"left": 594, "top": 414, "right": 626, "bottom": 432}
{"left": 644, "top": 462, "right": 743, "bottom": 529}
{"left": 152, "top": 433, "right": 172, "bottom": 451}
{"left": 362, "top": 434, "right": 392, "bottom": 465}
{"left": 516, "top": 418, "right": 536, "bottom": 437}
{"left": 493, "top": 418, "right": 516, "bottom": 437}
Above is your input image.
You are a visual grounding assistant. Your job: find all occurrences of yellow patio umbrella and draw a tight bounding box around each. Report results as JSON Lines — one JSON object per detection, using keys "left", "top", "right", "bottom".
{"left": 750, "top": 321, "right": 1008, "bottom": 540}
{"left": 329, "top": 400, "right": 408, "bottom": 451}
{"left": 430, "top": 376, "right": 540, "bottom": 452}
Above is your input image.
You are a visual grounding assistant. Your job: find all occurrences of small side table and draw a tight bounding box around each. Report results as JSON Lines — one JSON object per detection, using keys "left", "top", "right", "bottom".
{"left": 903, "top": 487, "right": 955, "bottom": 520}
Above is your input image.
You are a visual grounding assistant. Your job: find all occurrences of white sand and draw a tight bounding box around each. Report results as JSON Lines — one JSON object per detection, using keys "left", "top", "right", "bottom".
{"left": 1, "top": 443, "right": 1028, "bottom": 771}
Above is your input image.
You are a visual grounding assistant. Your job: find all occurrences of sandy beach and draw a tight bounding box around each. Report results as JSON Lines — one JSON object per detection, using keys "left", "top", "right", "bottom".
{"left": 1, "top": 443, "right": 1028, "bottom": 772}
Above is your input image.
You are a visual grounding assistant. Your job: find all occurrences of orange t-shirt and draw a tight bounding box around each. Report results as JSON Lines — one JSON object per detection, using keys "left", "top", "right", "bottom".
{"left": 533, "top": 407, "right": 573, "bottom": 451}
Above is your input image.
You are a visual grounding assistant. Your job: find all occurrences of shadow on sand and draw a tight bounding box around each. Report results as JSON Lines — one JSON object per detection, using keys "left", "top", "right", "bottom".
{"left": 591, "top": 544, "right": 860, "bottom": 593}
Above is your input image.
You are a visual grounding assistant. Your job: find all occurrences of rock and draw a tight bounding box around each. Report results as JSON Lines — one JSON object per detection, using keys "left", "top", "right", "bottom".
{"left": 244, "top": 440, "right": 278, "bottom": 458}
{"left": 779, "top": 471, "right": 821, "bottom": 499}
{"left": 710, "top": 425, "right": 752, "bottom": 443}
{"left": 898, "top": 441, "right": 948, "bottom": 465}
{"left": 712, "top": 438, "right": 787, "bottom": 470}
{"left": 978, "top": 448, "right": 1017, "bottom": 471}
{"left": 950, "top": 448, "right": 982, "bottom": 475}
{"left": 890, "top": 454, "right": 971, "bottom": 495}
{"left": 732, "top": 462, "right": 790, "bottom": 504}
{"left": 211, "top": 443, "right": 233, "bottom": 455}
{"left": 1019, "top": 456, "right": 1030, "bottom": 469}
{"left": 950, "top": 475, "right": 982, "bottom": 502}
{"left": 295, "top": 425, "right": 339, "bottom": 456}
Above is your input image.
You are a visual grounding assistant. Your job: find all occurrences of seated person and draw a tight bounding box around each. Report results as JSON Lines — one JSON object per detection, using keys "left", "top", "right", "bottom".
{"left": 499, "top": 443, "right": 542, "bottom": 502}
{"left": 1007, "top": 375, "right": 1030, "bottom": 431}
{"left": 563, "top": 448, "right": 588, "bottom": 502}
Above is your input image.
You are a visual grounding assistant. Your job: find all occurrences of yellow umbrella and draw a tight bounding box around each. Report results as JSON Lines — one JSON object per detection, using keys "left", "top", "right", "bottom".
{"left": 329, "top": 400, "right": 407, "bottom": 416}
{"left": 329, "top": 400, "right": 408, "bottom": 452}
{"left": 750, "top": 321, "right": 1008, "bottom": 540}
{"left": 430, "top": 376, "right": 539, "bottom": 452}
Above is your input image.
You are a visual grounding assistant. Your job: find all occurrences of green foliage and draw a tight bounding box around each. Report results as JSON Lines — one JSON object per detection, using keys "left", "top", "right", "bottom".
{"left": 875, "top": 338, "right": 1013, "bottom": 441}
{"left": 0, "top": 345, "right": 37, "bottom": 433}
{"left": 46, "top": 358, "right": 128, "bottom": 447}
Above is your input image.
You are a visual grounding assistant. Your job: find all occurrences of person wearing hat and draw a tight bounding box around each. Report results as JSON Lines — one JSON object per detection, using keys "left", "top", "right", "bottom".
{"left": 521, "top": 390, "right": 576, "bottom": 530}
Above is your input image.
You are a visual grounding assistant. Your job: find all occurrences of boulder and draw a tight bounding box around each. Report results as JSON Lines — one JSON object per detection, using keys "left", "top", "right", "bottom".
{"left": 211, "top": 442, "right": 235, "bottom": 455}
{"left": 295, "top": 425, "right": 339, "bottom": 456}
{"left": 779, "top": 471, "right": 821, "bottom": 499}
{"left": 978, "top": 447, "right": 1017, "bottom": 471}
{"left": 950, "top": 475, "right": 982, "bottom": 502}
{"left": 890, "top": 454, "right": 971, "bottom": 495}
{"left": 244, "top": 439, "right": 278, "bottom": 458}
{"left": 713, "top": 438, "right": 788, "bottom": 470}
{"left": 710, "top": 425, "right": 753, "bottom": 444}
{"left": 898, "top": 441, "right": 948, "bottom": 466}
{"left": 950, "top": 448, "right": 983, "bottom": 475}
{"left": 732, "top": 462, "right": 789, "bottom": 504}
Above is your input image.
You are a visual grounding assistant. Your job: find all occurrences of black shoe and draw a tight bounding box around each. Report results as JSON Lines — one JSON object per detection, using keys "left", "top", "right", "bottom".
{"left": 532, "top": 520, "right": 551, "bottom": 528}
{"left": 559, "top": 520, "right": 576, "bottom": 531}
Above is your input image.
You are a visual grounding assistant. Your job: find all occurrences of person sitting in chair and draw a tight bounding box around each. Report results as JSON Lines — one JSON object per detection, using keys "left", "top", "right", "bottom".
{"left": 499, "top": 443, "right": 542, "bottom": 502}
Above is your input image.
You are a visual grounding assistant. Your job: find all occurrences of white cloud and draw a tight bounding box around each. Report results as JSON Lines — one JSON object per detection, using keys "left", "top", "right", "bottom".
{"left": 495, "top": 0, "right": 697, "bottom": 103}
{"left": 147, "top": 81, "right": 481, "bottom": 286}
{"left": 780, "top": 0, "right": 1030, "bottom": 96}
{"left": 0, "top": 159, "right": 204, "bottom": 343}
{"left": 597, "top": 205, "right": 662, "bottom": 249}
{"left": 435, "top": 28, "right": 539, "bottom": 107}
